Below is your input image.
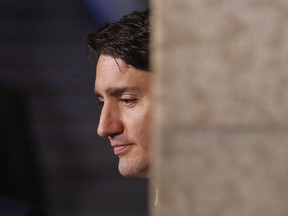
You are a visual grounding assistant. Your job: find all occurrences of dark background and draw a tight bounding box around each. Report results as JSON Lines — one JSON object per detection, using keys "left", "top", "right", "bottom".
{"left": 0, "top": 0, "right": 149, "bottom": 215}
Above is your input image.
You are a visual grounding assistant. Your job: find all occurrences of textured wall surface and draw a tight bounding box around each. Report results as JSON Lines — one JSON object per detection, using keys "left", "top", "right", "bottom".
{"left": 151, "top": 0, "right": 288, "bottom": 215}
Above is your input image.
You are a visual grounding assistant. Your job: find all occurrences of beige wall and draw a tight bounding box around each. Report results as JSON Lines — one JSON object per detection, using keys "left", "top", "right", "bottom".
{"left": 151, "top": 0, "right": 288, "bottom": 215}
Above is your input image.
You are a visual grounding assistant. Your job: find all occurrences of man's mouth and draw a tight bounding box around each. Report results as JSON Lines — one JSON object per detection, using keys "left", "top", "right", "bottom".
{"left": 113, "top": 144, "right": 133, "bottom": 155}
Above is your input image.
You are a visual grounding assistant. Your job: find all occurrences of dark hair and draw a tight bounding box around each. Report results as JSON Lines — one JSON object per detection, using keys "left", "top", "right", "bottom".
{"left": 87, "top": 10, "right": 150, "bottom": 71}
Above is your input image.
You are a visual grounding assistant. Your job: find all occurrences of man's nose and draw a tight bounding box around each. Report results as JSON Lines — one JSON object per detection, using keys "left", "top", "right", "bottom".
{"left": 97, "top": 104, "right": 123, "bottom": 137}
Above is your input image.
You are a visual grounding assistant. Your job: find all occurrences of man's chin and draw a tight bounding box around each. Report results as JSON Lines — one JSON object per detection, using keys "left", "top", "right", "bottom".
{"left": 118, "top": 161, "right": 149, "bottom": 178}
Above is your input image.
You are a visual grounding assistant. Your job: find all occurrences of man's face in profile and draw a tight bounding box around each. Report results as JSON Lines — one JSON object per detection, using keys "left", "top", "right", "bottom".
{"left": 95, "top": 54, "right": 151, "bottom": 178}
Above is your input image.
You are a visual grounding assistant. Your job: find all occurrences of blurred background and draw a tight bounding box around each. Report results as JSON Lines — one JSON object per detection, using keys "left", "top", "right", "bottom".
{"left": 0, "top": 0, "right": 149, "bottom": 215}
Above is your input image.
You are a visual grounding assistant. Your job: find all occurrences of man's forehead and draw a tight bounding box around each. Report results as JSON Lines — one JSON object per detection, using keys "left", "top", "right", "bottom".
{"left": 95, "top": 55, "right": 127, "bottom": 90}
{"left": 97, "top": 55, "right": 129, "bottom": 71}
{"left": 95, "top": 54, "right": 151, "bottom": 96}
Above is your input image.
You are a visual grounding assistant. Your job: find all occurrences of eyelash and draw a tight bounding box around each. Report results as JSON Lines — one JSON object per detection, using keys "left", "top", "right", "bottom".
{"left": 97, "top": 98, "right": 137, "bottom": 106}
{"left": 120, "top": 98, "right": 137, "bottom": 105}
{"left": 97, "top": 98, "right": 104, "bottom": 106}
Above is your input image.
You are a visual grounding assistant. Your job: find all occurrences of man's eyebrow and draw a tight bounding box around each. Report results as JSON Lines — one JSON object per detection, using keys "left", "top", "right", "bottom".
{"left": 94, "top": 91, "right": 102, "bottom": 98}
{"left": 106, "top": 87, "right": 140, "bottom": 96}
{"left": 94, "top": 87, "right": 140, "bottom": 97}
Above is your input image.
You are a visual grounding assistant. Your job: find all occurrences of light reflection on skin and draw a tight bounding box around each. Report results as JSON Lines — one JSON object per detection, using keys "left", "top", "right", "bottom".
{"left": 94, "top": 54, "right": 152, "bottom": 178}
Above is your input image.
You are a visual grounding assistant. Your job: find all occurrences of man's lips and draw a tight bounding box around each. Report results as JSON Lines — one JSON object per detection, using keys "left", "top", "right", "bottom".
{"left": 113, "top": 144, "right": 133, "bottom": 155}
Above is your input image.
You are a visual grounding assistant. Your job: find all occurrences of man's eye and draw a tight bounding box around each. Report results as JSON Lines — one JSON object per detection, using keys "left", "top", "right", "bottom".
{"left": 97, "top": 98, "right": 104, "bottom": 106}
{"left": 120, "top": 99, "right": 137, "bottom": 105}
